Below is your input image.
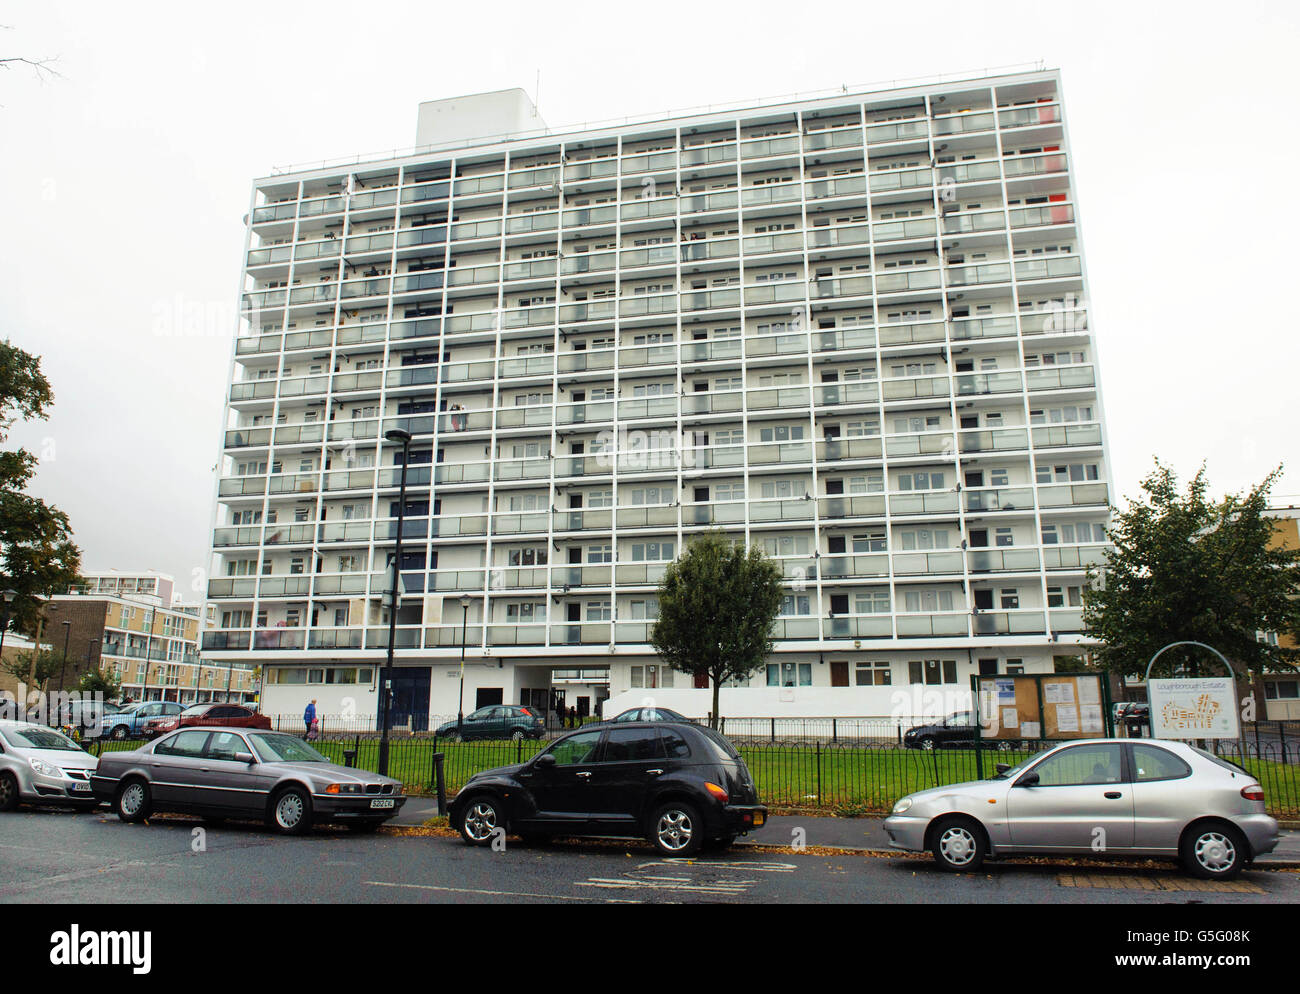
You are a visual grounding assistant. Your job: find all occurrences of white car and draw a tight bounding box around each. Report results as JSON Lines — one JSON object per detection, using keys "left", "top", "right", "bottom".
{"left": 883, "top": 738, "right": 1279, "bottom": 879}
{"left": 0, "top": 720, "right": 101, "bottom": 811}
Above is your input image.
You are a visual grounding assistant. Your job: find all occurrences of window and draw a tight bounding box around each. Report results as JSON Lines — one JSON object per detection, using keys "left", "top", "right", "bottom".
{"left": 585, "top": 601, "right": 611, "bottom": 621}
{"left": 897, "top": 471, "right": 945, "bottom": 491}
{"left": 899, "top": 528, "right": 950, "bottom": 551}
{"left": 903, "top": 590, "right": 955, "bottom": 612}
{"left": 854, "top": 590, "right": 890, "bottom": 614}
{"left": 545, "top": 730, "right": 602, "bottom": 766}
{"left": 630, "top": 541, "right": 674, "bottom": 562}
{"left": 779, "top": 595, "right": 812, "bottom": 616}
{"left": 907, "top": 659, "right": 958, "bottom": 685}
{"left": 995, "top": 527, "right": 1014, "bottom": 547}
{"left": 852, "top": 531, "right": 886, "bottom": 553}
{"left": 586, "top": 545, "right": 612, "bottom": 564}
{"left": 758, "top": 424, "right": 806, "bottom": 443}
{"left": 999, "top": 589, "right": 1019, "bottom": 609}
{"left": 1132, "top": 745, "right": 1192, "bottom": 782}
{"left": 602, "top": 728, "right": 665, "bottom": 762}
{"left": 854, "top": 661, "right": 891, "bottom": 686}
{"left": 1027, "top": 744, "right": 1124, "bottom": 786}
{"left": 766, "top": 661, "right": 813, "bottom": 687}
{"left": 630, "top": 664, "right": 670, "bottom": 689}
{"left": 629, "top": 598, "right": 659, "bottom": 620}
{"left": 848, "top": 473, "right": 884, "bottom": 494}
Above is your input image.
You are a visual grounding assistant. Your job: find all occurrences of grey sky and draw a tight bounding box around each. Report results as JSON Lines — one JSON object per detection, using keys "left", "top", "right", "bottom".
{"left": 2, "top": 1, "right": 1298, "bottom": 596}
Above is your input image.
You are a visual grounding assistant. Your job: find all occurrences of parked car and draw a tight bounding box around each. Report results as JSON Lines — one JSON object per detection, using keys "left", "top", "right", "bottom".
{"left": 435, "top": 705, "right": 545, "bottom": 741}
{"left": 99, "top": 701, "right": 186, "bottom": 740}
{"left": 90, "top": 727, "right": 406, "bottom": 835}
{"left": 606, "top": 707, "right": 693, "bottom": 724}
{"left": 0, "top": 721, "right": 100, "bottom": 811}
{"left": 902, "top": 711, "right": 1014, "bottom": 750}
{"left": 55, "top": 699, "right": 121, "bottom": 738}
{"left": 883, "top": 738, "right": 1279, "bottom": 879}
{"left": 449, "top": 721, "right": 767, "bottom": 856}
{"left": 144, "top": 703, "right": 272, "bottom": 740}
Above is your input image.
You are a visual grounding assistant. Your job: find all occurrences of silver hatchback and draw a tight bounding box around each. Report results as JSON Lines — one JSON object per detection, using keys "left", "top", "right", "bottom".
{"left": 883, "top": 738, "right": 1279, "bottom": 879}
{"left": 0, "top": 720, "right": 101, "bottom": 811}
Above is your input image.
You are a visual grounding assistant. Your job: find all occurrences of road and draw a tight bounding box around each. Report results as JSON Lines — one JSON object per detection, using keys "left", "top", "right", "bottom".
{"left": 1, "top": 807, "right": 1297, "bottom": 904}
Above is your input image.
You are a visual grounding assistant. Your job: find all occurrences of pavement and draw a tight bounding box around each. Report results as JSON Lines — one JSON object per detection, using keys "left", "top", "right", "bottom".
{"left": 392, "top": 797, "right": 1300, "bottom": 863}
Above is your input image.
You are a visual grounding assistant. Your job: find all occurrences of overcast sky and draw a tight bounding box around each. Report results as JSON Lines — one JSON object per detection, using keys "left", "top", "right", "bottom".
{"left": 2, "top": 1, "right": 1298, "bottom": 598}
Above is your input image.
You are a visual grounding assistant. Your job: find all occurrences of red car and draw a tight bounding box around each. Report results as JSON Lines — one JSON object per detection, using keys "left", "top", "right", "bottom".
{"left": 144, "top": 703, "right": 272, "bottom": 739}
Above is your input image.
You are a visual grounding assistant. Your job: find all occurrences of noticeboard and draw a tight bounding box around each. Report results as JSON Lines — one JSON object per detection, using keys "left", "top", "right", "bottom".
{"left": 973, "top": 672, "right": 1112, "bottom": 742}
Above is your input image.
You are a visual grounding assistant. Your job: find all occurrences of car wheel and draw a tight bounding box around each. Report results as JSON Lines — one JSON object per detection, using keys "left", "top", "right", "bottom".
{"left": 511, "top": 729, "right": 525, "bottom": 742}
{"left": 995, "top": 740, "right": 1013, "bottom": 752}
{"left": 649, "top": 800, "right": 703, "bottom": 857}
{"left": 918, "top": 736, "right": 937, "bottom": 751}
{"left": 111, "top": 726, "right": 128, "bottom": 741}
{"left": 459, "top": 794, "right": 502, "bottom": 846}
{"left": 1181, "top": 822, "right": 1247, "bottom": 880}
{"left": 447, "top": 733, "right": 463, "bottom": 744}
{"left": 115, "top": 779, "right": 152, "bottom": 824}
{"left": 930, "top": 816, "right": 986, "bottom": 873}
{"left": 0, "top": 771, "right": 20, "bottom": 812}
{"left": 270, "top": 785, "right": 313, "bottom": 836}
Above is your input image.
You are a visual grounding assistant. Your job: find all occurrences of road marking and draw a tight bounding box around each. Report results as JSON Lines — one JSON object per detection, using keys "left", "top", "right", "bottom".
{"left": 364, "top": 880, "right": 638, "bottom": 903}
{"left": 574, "top": 857, "right": 795, "bottom": 896}
{"left": 1057, "top": 873, "right": 1266, "bottom": 894}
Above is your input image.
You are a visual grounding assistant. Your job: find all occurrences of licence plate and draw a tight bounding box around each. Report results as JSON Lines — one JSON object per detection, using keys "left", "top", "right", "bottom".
{"left": 370, "top": 799, "right": 395, "bottom": 810}
{"left": 753, "top": 811, "right": 765, "bottom": 826}
{"left": 71, "top": 782, "right": 92, "bottom": 793}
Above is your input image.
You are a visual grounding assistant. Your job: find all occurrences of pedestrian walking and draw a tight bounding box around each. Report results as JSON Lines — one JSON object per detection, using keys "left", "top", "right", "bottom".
{"left": 303, "top": 699, "right": 317, "bottom": 740}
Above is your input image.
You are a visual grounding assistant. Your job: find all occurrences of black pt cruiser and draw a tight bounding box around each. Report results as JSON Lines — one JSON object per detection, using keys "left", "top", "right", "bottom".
{"left": 449, "top": 720, "right": 766, "bottom": 856}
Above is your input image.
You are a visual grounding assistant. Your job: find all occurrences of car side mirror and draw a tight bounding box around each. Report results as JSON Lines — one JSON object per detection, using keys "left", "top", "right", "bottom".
{"left": 995, "top": 763, "right": 1011, "bottom": 775}
{"left": 235, "top": 752, "right": 256, "bottom": 765}
{"left": 534, "top": 754, "right": 556, "bottom": 770}
{"left": 1015, "top": 772, "right": 1040, "bottom": 787}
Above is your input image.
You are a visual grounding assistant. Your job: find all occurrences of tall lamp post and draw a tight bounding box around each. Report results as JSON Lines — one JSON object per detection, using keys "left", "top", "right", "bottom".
{"left": 457, "top": 594, "right": 471, "bottom": 737}
{"left": 55, "top": 620, "right": 71, "bottom": 725}
{"left": 0, "top": 589, "right": 16, "bottom": 718}
{"left": 378, "top": 427, "right": 412, "bottom": 776}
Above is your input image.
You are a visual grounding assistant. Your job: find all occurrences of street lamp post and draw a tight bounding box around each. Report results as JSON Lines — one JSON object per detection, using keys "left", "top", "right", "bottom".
{"left": 378, "top": 427, "right": 412, "bottom": 776}
{"left": 55, "top": 620, "right": 71, "bottom": 725}
{"left": 457, "top": 594, "right": 471, "bottom": 737}
{"left": 0, "top": 590, "right": 16, "bottom": 718}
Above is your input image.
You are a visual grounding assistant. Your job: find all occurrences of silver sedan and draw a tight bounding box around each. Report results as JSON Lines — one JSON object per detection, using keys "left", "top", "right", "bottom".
{"left": 90, "top": 727, "right": 406, "bottom": 835}
{"left": 883, "top": 738, "right": 1279, "bottom": 879}
{"left": 0, "top": 720, "right": 101, "bottom": 811}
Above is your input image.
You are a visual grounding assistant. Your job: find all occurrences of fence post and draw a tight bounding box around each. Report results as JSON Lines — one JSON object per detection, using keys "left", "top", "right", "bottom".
{"left": 832, "top": 718, "right": 837, "bottom": 745}
{"left": 1279, "top": 721, "right": 1287, "bottom": 762}
{"left": 770, "top": 717, "right": 775, "bottom": 743}
{"left": 516, "top": 737, "right": 523, "bottom": 764}
{"left": 431, "top": 751, "right": 447, "bottom": 814}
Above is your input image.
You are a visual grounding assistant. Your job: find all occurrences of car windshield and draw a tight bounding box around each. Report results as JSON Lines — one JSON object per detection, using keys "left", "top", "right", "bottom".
{"left": 247, "top": 733, "right": 328, "bottom": 764}
{"left": 179, "top": 705, "right": 208, "bottom": 717}
{"left": 3, "top": 726, "right": 82, "bottom": 751}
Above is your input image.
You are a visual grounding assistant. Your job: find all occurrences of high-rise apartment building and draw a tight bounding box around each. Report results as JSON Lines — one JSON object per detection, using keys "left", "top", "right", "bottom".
{"left": 205, "top": 69, "right": 1112, "bottom": 728}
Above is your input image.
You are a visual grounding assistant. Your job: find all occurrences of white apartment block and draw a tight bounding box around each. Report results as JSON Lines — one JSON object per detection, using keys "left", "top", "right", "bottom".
{"left": 205, "top": 70, "right": 1112, "bottom": 728}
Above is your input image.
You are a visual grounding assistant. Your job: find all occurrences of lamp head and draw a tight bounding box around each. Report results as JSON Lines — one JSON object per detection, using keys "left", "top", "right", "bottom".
{"left": 384, "top": 428, "right": 412, "bottom": 446}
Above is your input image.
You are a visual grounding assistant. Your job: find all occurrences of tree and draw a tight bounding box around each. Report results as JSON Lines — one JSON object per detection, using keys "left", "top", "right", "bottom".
{"left": 0, "top": 648, "right": 59, "bottom": 691}
{"left": 1083, "top": 461, "right": 1300, "bottom": 682}
{"left": 650, "top": 531, "right": 783, "bottom": 727}
{"left": 75, "top": 667, "right": 121, "bottom": 703}
{"left": 0, "top": 340, "right": 82, "bottom": 639}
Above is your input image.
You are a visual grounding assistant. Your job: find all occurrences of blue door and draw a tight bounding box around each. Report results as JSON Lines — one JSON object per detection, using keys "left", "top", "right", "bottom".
{"left": 383, "top": 668, "right": 431, "bottom": 732}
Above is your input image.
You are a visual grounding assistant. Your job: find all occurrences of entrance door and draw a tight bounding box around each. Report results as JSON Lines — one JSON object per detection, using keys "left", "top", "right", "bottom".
{"left": 475, "top": 687, "right": 503, "bottom": 709}
{"left": 384, "top": 668, "right": 431, "bottom": 732}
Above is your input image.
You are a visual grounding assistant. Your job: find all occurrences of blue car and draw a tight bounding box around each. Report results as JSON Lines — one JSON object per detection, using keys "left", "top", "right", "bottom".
{"left": 99, "top": 701, "right": 186, "bottom": 740}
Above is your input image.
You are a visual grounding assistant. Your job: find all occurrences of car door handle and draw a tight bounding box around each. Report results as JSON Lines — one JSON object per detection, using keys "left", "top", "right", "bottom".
{"left": 645, "top": 769, "right": 664, "bottom": 776}
{"left": 1104, "top": 791, "right": 1122, "bottom": 799}
{"left": 575, "top": 771, "right": 592, "bottom": 779}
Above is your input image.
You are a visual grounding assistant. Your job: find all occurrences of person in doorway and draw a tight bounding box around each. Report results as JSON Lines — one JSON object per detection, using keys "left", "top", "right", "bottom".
{"left": 303, "top": 699, "right": 317, "bottom": 739}
{"left": 568, "top": 705, "right": 577, "bottom": 729}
